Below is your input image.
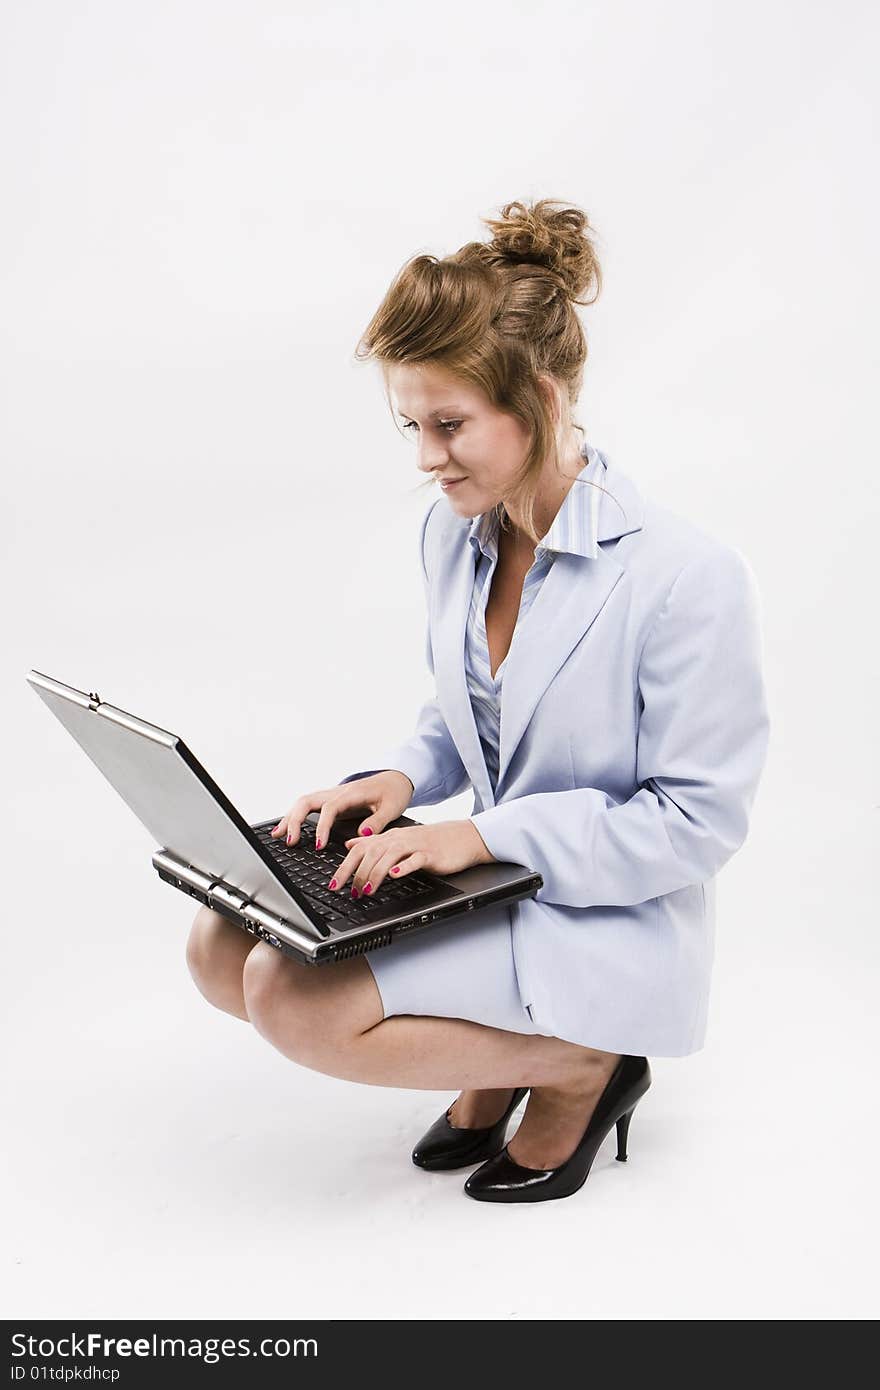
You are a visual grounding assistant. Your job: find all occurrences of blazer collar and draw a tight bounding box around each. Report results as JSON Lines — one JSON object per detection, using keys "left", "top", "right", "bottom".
{"left": 430, "top": 445, "right": 645, "bottom": 807}
{"left": 465, "top": 440, "right": 644, "bottom": 559}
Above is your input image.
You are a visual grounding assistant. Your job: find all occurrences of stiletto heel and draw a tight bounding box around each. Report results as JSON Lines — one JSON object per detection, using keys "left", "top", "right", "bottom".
{"left": 412, "top": 1087, "right": 530, "bottom": 1171}
{"left": 615, "top": 1107, "right": 635, "bottom": 1162}
{"left": 464, "top": 1056, "right": 652, "bottom": 1203}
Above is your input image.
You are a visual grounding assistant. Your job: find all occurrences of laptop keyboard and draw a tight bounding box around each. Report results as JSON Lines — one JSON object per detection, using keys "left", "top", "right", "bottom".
{"left": 253, "top": 820, "right": 442, "bottom": 926}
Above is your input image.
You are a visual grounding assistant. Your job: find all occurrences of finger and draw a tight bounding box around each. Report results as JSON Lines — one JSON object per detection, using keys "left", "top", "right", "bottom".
{"left": 355, "top": 848, "right": 402, "bottom": 896}
{"left": 316, "top": 796, "right": 380, "bottom": 856}
{"left": 387, "top": 853, "right": 424, "bottom": 879}
{"left": 326, "top": 845, "right": 367, "bottom": 895}
{"left": 351, "top": 836, "right": 409, "bottom": 896}
{"left": 284, "top": 808, "right": 308, "bottom": 845}
{"left": 271, "top": 795, "right": 325, "bottom": 846}
{"left": 350, "top": 845, "right": 382, "bottom": 896}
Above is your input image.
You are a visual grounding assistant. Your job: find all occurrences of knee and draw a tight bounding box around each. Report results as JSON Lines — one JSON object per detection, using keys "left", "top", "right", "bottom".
{"left": 242, "top": 941, "right": 316, "bottom": 1053}
{"left": 240, "top": 939, "right": 286, "bottom": 1016}
{"left": 185, "top": 906, "right": 252, "bottom": 1018}
{"left": 185, "top": 906, "right": 230, "bottom": 985}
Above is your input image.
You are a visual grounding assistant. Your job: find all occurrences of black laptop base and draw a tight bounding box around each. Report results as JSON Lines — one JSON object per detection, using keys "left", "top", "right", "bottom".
{"left": 154, "top": 821, "right": 543, "bottom": 968}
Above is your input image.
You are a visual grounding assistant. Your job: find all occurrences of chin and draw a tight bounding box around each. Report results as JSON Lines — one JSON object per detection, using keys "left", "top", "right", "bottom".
{"left": 444, "top": 495, "right": 480, "bottom": 517}
{"left": 441, "top": 484, "right": 481, "bottom": 514}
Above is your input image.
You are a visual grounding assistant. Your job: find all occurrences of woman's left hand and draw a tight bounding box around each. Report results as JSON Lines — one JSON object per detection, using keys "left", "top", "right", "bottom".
{"left": 325, "top": 820, "right": 495, "bottom": 898}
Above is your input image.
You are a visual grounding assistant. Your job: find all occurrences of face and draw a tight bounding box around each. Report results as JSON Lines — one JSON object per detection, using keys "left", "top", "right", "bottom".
{"left": 387, "top": 362, "right": 532, "bottom": 519}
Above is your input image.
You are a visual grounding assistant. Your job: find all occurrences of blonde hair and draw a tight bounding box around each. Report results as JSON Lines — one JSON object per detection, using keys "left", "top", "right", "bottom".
{"left": 354, "top": 197, "right": 613, "bottom": 546}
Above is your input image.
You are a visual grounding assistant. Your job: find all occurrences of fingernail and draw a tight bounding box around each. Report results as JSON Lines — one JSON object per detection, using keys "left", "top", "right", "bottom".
{"left": 361, "top": 827, "right": 373, "bottom": 836}
{"left": 328, "top": 879, "right": 337, "bottom": 890}
{"left": 351, "top": 887, "right": 360, "bottom": 899}
{"left": 391, "top": 866, "right": 400, "bottom": 874}
{"left": 315, "top": 838, "right": 322, "bottom": 850}
{"left": 363, "top": 883, "right": 372, "bottom": 894}
{"left": 286, "top": 833, "right": 293, "bottom": 844}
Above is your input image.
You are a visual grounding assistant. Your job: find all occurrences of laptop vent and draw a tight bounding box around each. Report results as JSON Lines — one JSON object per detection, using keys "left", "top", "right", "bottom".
{"left": 332, "top": 931, "right": 392, "bottom": 961}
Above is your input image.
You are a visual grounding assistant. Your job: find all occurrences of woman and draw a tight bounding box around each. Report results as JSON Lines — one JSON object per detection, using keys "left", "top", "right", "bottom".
{"left": 185, "top": 198, "right": 770, "bottom": 1204}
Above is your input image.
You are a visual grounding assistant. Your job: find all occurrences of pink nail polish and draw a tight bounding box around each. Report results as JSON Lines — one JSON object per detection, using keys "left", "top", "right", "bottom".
{"left": 361, "top": 827, "right": 373, "bottom": 836}
{"left": 363, "top": 883, "right": 372, "bottom": 894}
{"left": 391, "top": 866, "right": 400, "bottom": 874}
{"left": 315, "top": 838, "right": 322, "bottom": 850}
{"left": 351, "top": 887, "right": 360, "bottom": 899}
{"left": 329, "top": 879, "right": 337, "bottom": 890}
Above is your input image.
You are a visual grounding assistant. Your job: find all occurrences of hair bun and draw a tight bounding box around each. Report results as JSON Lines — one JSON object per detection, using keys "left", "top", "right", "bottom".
{"left": 481, "top": 197, "right": 601, "bottom": 304}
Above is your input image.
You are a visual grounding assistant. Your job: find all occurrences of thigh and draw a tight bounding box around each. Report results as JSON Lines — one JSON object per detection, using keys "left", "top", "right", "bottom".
{"left": 364, "top": 901, "right": 541, "bottom": 1037}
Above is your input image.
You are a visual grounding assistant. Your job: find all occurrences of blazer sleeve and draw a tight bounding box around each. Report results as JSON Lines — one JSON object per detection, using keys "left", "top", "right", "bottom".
{"left": 336, "top": 501, "right": 473, "bottom": 807}
{"left": 468, "top": 546, "right": 771, "bottom": 908}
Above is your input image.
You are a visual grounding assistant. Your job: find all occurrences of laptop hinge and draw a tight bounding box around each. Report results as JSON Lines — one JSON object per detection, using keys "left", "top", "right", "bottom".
{"left": 151, "top": 849, "right": 326, "bottom": 954}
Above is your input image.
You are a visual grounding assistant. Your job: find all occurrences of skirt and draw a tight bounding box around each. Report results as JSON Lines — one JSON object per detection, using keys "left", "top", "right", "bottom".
{"left": 364, "top": 899, "right": 551, "bottom": 1037}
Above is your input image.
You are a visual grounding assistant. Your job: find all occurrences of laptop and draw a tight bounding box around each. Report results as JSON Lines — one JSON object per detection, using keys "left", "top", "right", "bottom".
{"left": 26, "top": 670, "right": 543, "bottom": 967}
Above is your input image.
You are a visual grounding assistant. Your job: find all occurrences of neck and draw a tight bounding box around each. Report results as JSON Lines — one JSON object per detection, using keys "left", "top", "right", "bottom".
{"left": 502, "top": 433, "right": 587, "bottom": 549}
{"left": 499, "top": 523, "right": 536, "bottom": 566}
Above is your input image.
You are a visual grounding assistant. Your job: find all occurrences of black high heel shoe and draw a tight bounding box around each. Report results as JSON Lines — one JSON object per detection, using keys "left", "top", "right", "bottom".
{"left": 463, "top": 1056, "right": 651, "bottom": 1202}
{"left": 411, "top": 1087, "right": 530, "bottom": 1171}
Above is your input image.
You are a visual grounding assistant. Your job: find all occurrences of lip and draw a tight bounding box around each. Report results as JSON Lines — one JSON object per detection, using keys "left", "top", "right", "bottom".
{"left": 439, "top": 477, "right": 466, "bottom": 489}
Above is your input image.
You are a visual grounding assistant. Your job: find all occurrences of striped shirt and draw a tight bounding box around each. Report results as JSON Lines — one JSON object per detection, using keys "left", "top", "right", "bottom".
{"left": 464, "top": 438, "right": 604, "bottom": 793}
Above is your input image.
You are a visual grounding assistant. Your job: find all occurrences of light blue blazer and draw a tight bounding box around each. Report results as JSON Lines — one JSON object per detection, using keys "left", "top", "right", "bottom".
{"left": 339, "top": 454, "right": 770, "bottom": 1057}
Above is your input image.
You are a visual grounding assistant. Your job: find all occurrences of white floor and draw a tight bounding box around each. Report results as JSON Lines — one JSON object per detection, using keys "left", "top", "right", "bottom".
{"left": 3, "top": 797, "right": 876, "bottom": 1322}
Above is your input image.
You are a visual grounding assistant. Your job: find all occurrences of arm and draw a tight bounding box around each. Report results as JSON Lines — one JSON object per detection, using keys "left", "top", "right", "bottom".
{"left": 468, "top": 547, "right": 771, "bottom": 907}
{"left": 337, "top": 501, "right": 472, "bottom": 808}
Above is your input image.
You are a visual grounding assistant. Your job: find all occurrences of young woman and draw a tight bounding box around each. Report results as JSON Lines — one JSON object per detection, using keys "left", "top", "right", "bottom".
{"left": 185, "top": 198, "right": 770, "bottom": 1204}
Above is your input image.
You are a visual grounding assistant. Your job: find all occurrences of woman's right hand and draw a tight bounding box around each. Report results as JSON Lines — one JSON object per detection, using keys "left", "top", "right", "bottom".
{"left": 270, "top": 770, "right": 415, "bottom": 852}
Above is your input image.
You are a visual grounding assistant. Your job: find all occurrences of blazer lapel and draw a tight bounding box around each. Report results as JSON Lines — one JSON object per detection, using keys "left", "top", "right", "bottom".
{"left": 432, "top": 533, "right": 496, "bottom": 809}
{"left": 495, "top": 548, "right": 625, "bottom": 797}
{"left": 431, "top": 458, "right": 646, "bottom": 809}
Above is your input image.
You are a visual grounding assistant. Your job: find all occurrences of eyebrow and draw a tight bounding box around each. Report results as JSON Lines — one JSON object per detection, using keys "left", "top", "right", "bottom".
{"left": 397, "top": 407, "right": 468, "bottom": 420}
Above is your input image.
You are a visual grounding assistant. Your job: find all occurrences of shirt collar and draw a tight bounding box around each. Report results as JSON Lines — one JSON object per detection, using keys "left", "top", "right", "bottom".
{"left": 467, "top": 438, "right": 605, "bottom": 562}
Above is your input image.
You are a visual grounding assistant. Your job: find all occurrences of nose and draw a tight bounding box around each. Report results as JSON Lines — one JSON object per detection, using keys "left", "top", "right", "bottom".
{"left": 416, "top": 439, "right": 450, "bottom": 478}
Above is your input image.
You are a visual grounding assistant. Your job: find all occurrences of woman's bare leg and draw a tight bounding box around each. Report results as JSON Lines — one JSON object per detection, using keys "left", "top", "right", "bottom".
{"left": 239, "top": 936, "right": 622, "bottom": 1170}
{"left": 185, "top": 907, "right": 261, "bottom": 1021}
{"left": 446, "top": 1087, "right": 519, "bottom": 1127}
{"left": 186, "top": 910, "right": 518, "bottom": 1129}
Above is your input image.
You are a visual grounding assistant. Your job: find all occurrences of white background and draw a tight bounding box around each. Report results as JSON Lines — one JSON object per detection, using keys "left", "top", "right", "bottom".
{"left": 3, "top": 0, "right": 877, "bottom": 1320}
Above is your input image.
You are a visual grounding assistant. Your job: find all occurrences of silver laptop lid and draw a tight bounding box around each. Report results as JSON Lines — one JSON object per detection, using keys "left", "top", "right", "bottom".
{"left": 26, "top": 669, "right": 320, "bottom": 935}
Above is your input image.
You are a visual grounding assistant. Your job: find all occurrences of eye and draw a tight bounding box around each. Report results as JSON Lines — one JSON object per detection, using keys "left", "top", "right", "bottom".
{"left": 401, "top": 420, "right": 462, "bottom": 435}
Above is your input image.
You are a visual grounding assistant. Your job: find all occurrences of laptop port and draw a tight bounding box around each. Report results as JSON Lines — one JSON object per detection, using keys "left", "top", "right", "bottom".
{"left": 392, "top": 919, "right": 420, "bottom": 936}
